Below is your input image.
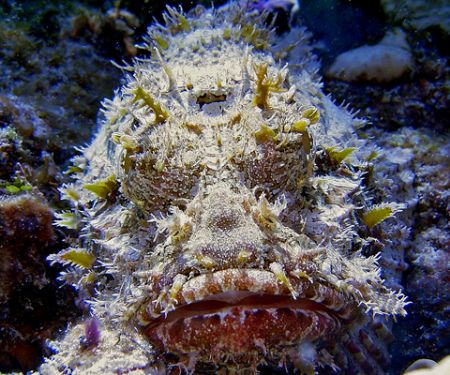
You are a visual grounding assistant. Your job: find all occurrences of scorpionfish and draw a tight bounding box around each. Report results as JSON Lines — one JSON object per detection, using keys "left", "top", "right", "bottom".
{"left": 45, "top": 2, "right": 410, "bottom": 374}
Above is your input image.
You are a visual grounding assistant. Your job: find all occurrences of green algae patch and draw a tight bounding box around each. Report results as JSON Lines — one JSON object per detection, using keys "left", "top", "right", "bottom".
{"left": 59, "top": 248, "right": 96, "bottom": 269}
{"left": 132, "top": 87, "right": 169, "bottom": 124}
{"left": 362, "top": 205, "right": 395, "bottom": 229}
{"left": 327, "top": 146, "right": 356, "bottom": 164}
{"left": 84, "top": 174, "right": 118, "bottom": 200}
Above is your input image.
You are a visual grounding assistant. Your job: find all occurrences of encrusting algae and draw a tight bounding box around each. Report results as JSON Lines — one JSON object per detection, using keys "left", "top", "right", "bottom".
{"left": 41, "top": 2, "right": 412, "bottom": 374}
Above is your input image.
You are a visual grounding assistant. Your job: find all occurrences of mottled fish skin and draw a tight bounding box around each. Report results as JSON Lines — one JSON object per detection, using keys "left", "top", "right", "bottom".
{"left": 46, "top": 2, "right": 409, "bottom": 374}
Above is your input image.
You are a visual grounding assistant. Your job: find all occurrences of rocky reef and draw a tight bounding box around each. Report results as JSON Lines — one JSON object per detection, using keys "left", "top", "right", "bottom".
{"left": 380, "top": 128, "right": 450, "bottom": 372}
{"left": 0, "top": 0, "right": 448, "bottom": 374}
{"left": 381, "top": 0, "right": 450, "bottom": 34}
{"left": 322, "top": 4, "right": 449, "bottom": 370}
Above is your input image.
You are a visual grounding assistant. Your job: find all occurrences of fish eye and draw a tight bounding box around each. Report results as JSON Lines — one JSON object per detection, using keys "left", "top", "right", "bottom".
{"left": 196, "top": 92, "right": 227, "bottom": 108}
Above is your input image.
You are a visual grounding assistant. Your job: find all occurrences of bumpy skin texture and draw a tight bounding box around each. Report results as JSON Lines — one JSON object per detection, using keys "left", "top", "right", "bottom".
{"left": 44, "top": 3, "right": 410, "bottom": 374}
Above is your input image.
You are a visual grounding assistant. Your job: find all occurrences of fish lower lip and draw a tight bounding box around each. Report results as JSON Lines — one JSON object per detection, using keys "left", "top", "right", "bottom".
{"left": 141, "top": 269, "right": 359, "bottom": 358}
{"left": 142, "top": 268, "right": 358, "bottom": 325}
{"left": 143, "top": 295, "right": 343, "bottom": 356}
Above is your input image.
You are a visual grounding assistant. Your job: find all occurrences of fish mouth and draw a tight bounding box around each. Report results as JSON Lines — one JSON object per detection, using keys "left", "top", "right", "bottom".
{"left": 142, "top": 269, "right": 358, "bottom": 360}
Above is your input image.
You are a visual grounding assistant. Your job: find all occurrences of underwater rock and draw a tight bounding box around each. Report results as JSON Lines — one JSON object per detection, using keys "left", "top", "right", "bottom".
{"left": 0, "top": 95, "right": 50, "bottom": 140}
{"left": 0, "top": 22, "right": 120, "bottom": 161}
{"left": 403, "top": 358, "right": 437, "bottom": 372}
{"left": 322, "top": 13, "right": 449, "bottom": 367}
{"left": 0, "top": 126, "right": 25, "bottom": 182}
{"left": 0, "top": 95, "right": 61, "bottom": 200}
{"left": 326, "top": 29, "right": 413, "bottom": 83}
{"left": 381, "top": 0, "right": 450, "bottom": 34}
{"left": 41, "top": 2, "right": 411, "bottom": 374}
{"left": 403, "top": 355, "right": 450, "bottom": 374}
{"left": 381, "top": 128, "right": 450, "bottom": 371}
{"left": 65, "top": 6, "right": 140, "bottom": 57}
{"left": 324, "top": 26, "right": 449, "bottom": 133}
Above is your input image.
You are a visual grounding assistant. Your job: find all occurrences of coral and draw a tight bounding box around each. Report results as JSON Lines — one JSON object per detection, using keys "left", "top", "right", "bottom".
{"left": 42, "top": 2, "right": 412, "bottom": 374}
{"left": 0, "top": 196, "right": 54, "bottom": 300}
{"left": 0, "top": 95, "right": 50, "bottom": 140}
{"left": 0, "top": 195, "right": 76, "bottom": 373}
